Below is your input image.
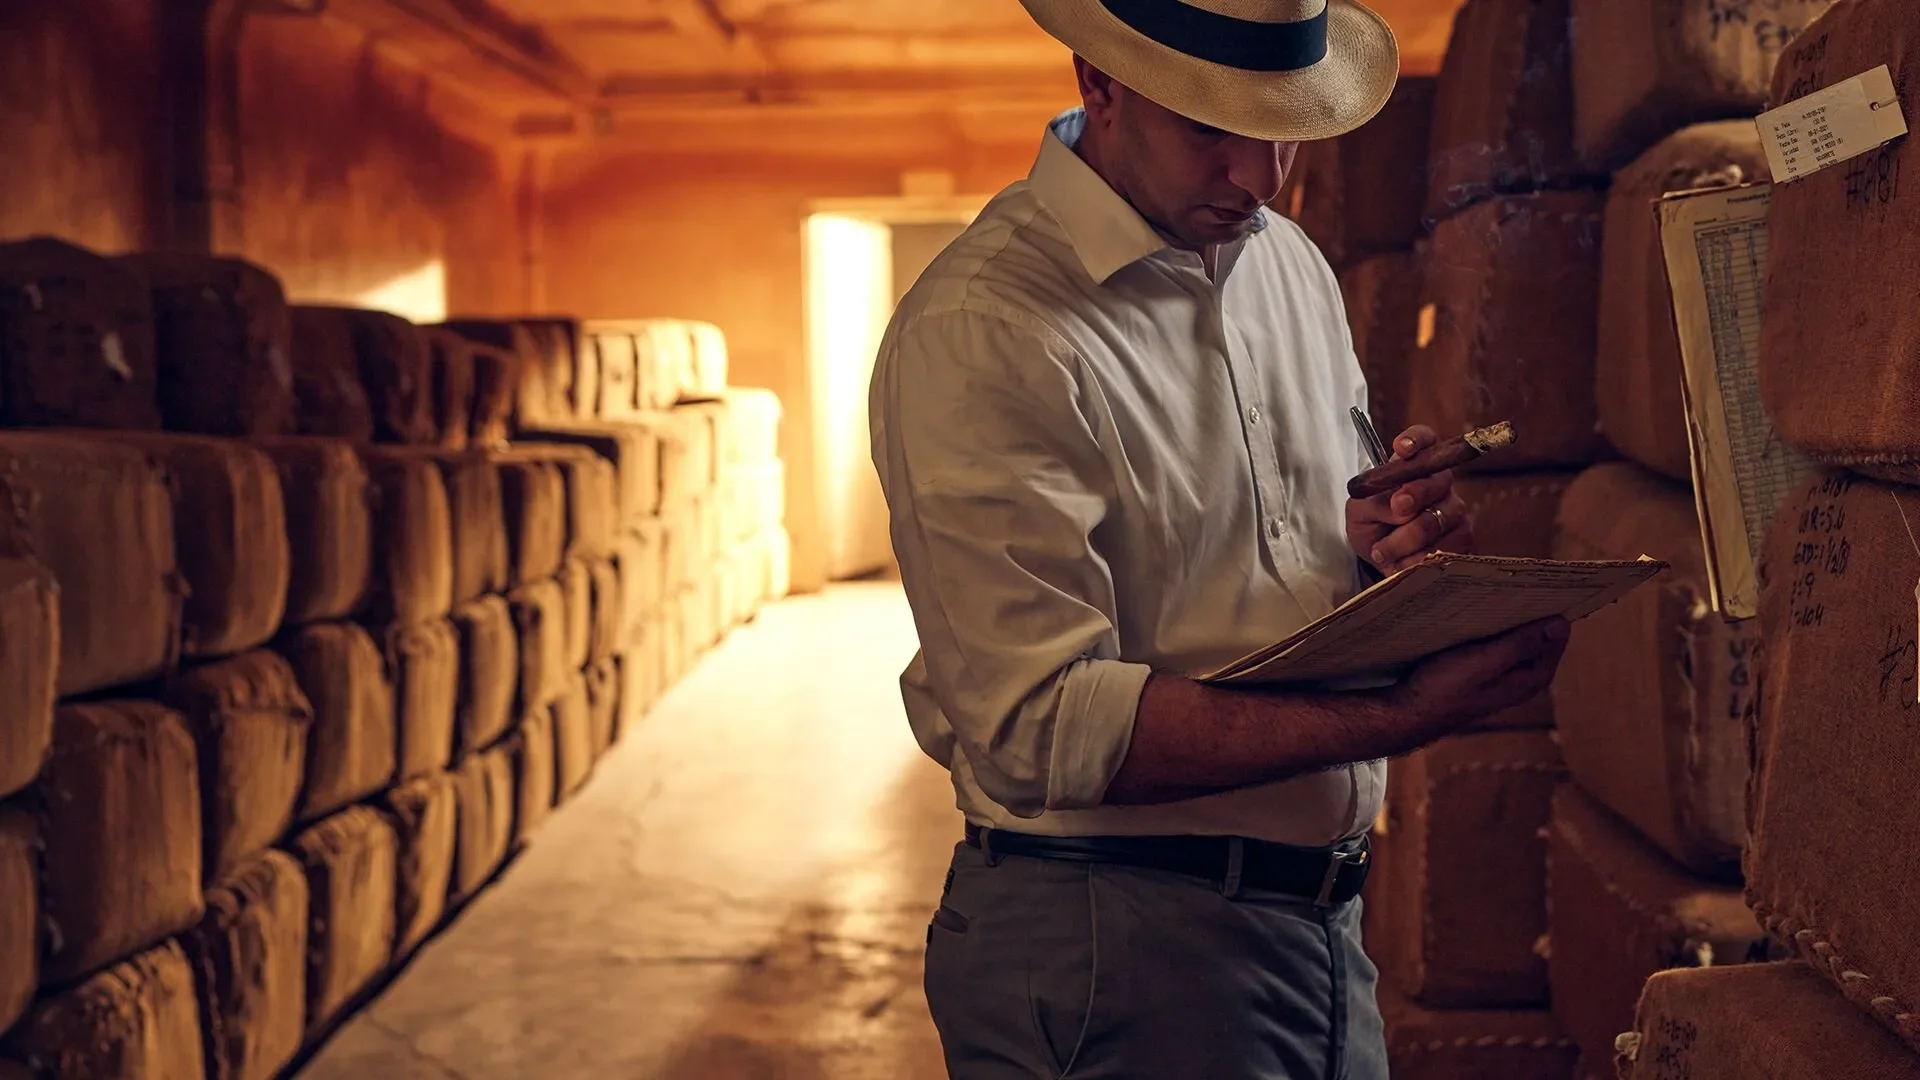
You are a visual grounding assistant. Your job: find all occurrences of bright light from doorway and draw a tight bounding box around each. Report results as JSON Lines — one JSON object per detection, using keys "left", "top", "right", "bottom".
{"left": 354, "top": 260, "right": 448, "bottom": 324}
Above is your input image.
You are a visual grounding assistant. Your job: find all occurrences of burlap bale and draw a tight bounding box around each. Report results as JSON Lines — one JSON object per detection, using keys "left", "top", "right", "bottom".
{"left": 621, "top": 635, "right": 659, "bottom": 727}
{"left": 1378, "top": 984, "right": 1577, "bottom": 1080}
{"left": 1758, "top": 1, "right": 1920, "bottom": 479}
{"left": 1620, "top": 962, "right": 1920, "bottom": 1079}
{"left": 365, "top": 446, "right": 501, "bottom": 607}
{"left": 1379, "top": 729, "right": 1564, "bottom": 1008}
{"left": 0, "top": 559, "right": 56, "bottom": 800}
{"left": 0, "top": 236, "right": 162, "bottom": 431}
{"left": 466, "top": 340, "right": 517, "bottom": 450}
{"left": 0, "top": 805, "right": 36, "bottom": 1035}
{"left": 511, "top": 710, "right": 555, "bottom": 846}
{"left": 452, "top": 596, "right": 518, "bottom": 757}
{"left": 423, "top": 328, "right": 476, "bottom": 452}
{"left": 277, "top": 623, "right": 396, "bottom": 823}
{"left": 91, "top": 431, "right": 291, "bottom": 658}
{"left": 1595, "top": 122, "right": 1771, "bottom": 483}
{"left": 490, "top": 454, "right": 567, "bottom": 586}
{"left": 669, "top": 404, "right": 720, "bottom": 499}
{"left": 718, "top": 543, "right": 748, "bottom": 630}
{"left": 1279, "top": 76, "right": 1436, "bottom": 270}
{"left": 384, "top": 618, "right": 459, "bottom": 781}
{"left": 357, "top": 447, "right": 455, "bottom": 624}
{"left": 632, "top": 321, "right": 690, "bottom": 411}
{"left": 497, "top": 442, "right": 617, "bottom": 560}
{"left": 720, "top": 387, "right": 782, "bottom": 465}
{"left": 663, "top": 505, "right": 697, "bottom": 592}
{"left": 451, "top": 747, "right": 513, "bottom": 903}
{"left": 381, "top": 773, "right": 457, "bottom": 958}
{"left": 1339, "top": 251, "right": 1423, "bottom": 443}
{"left": 121, "top": 253, "right": 298, "bottom": 439}
{"left": 1425, "top": 0, "right": 1595, "bottom": 221}
{"left": 294, "top": 306, "right": 435, "bottom": 446}
{"left": 162, "top": 650, "right": 312, "bottom": 884}
{"left": 1553, "top": 462, "right": 1752, "bottom": 877}
{"left": 553, "top": 674, "right": 594, "bottom": 799}
{"left": 587, "top": 659, "right": 620, "bottom": 759}
{"left": 764, "top": 525, "right": 792, "bottom": 600}
{"left": 725, "top": 460, "right": 786, "bottom": 543}
{"left": 663, "top": 588, "right": 691, "bottom": 687}
{"left": 287, "top": 307, "right": 375, "bottom": 441}
{"left": 37, "top": 701, "right": 204, "bottom": 987}
{"left": 0, "top": 941, "right": 206, "bottom": 1079}
{"left": 683, "top": 321, "right": 729, "bottom": 402}
{"left": 0, "top": 433, "right": 178, "bottom": 696}
{"left": 1446, "top": 469, "right": 1574, "bottom": 731}
{"left": 252, "top": 437, "right": 374, "bottom": 625}
{"left": 620, "top": 521, "right": 667, "bottom": 639}
{"left": 509, "top": 578, "right": 569, "bottom": 716}
{"left": 588, "top": 556, "right": 623, "bottom": 665}
{"left": 1751, "top": 471, "right": 1920, "bottom": 1051}
{"left": 186, "top": 849, "right": 308, "bottom": 1080}
{"left": 1545, "top": 784, "right": 1773, "bottom": 1066}
{"left": 516, "top": 422, "right": 661, "bottom": 530}
{"left": 1407, "top": 191, "right": 1608, "bottom": 471}
{"left": 288, "top": 806, "right": 397, "bottom": 1034}
{"left": 584, "top": 327, "right": 639, "bottom": 419}
{"left": 440, "top": 317, "right": 576, "bottom": 428}
{"left": 510, "top": 572, "right": 568, "bottom": 714}
{"left": 559, "top": 558, "right": 592, "bottom": 672}
{"left": 1569, "top": 0, "right": 1833, "bottom": 172}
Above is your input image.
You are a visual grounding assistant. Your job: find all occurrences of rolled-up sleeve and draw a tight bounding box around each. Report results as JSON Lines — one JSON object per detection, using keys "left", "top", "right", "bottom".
{"left": 869, "top": 305, "right": 1152, "bottom": 817}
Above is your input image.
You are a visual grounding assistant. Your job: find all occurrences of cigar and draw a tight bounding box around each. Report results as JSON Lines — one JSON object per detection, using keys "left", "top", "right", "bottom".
{"left": 1347, "top": 421, "right": 1516, "bottom": 500}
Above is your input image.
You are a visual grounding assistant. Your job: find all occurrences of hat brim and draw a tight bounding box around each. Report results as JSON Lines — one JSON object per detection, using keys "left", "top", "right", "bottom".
{"left": 1019, "top": 0, "right": 1401, "bottom": 142}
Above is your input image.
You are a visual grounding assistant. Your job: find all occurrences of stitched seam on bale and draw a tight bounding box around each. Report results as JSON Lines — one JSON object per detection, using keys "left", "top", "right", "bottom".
{"left": 1748, "top": 900, "right": 1920, "bottom": 1037}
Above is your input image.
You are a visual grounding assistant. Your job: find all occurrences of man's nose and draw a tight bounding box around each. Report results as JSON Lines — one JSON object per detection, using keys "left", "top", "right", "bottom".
{"left": 1224, "top": 137, "right": 1294, "bottom": 203}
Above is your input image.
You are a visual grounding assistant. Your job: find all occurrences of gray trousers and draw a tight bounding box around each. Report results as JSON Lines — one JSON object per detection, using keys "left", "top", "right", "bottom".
{"left": 924, "top": 840, "right": 1388, "bottom": 1080}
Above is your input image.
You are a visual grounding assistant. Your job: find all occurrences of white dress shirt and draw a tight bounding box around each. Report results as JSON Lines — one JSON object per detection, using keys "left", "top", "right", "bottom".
{"left": 868, "top": 109, "right": 1384, "bottom": 847}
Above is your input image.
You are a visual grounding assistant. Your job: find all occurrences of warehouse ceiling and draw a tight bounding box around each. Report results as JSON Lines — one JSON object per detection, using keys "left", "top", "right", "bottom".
{"left": 326, "top": 0, "right": 1464, "bottom": 137}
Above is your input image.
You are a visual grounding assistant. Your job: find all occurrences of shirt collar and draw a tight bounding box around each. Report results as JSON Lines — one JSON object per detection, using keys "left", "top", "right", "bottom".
{"left": 1028, "top": 108, "right": 1266, "bottom": 286}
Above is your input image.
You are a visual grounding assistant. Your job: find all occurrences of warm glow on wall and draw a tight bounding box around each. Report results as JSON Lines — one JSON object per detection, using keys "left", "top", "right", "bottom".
{"left": 354, "top": 260, "right": 449, "bottom": 324}
{"left": 804, "top": 214, "right": 897, "bottom": 582}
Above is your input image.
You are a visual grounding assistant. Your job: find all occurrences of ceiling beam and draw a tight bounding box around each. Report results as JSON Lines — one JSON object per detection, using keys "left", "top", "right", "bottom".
{"left": 325, "top": 0, "right": 599, "bottom": 105}
{"left": 598, "top": 67, "right": 1075, "bottom": 110}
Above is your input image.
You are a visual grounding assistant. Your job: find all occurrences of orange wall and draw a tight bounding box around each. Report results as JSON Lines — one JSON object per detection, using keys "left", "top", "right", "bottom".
{"left": 0, "top": 0, "right": 164, "bottom": 252}
{"left": 233, "top": 13, "right": 525, "bottom": 316}
{"left": 0, "top": 1, "right": 522, "bottom": 317}
{"left": 540, "top": 137, "right": 1038, "bottom": 592}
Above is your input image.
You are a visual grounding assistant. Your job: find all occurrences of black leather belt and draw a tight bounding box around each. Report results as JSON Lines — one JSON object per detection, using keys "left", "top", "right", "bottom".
{"left": 963, "top": 823, "right": 1370, "bottom": 906}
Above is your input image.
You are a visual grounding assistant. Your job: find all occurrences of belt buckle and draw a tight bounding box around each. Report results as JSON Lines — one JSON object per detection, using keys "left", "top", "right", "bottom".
{"left": 1313, "top": 844, "right": 1369, "bottom": 908}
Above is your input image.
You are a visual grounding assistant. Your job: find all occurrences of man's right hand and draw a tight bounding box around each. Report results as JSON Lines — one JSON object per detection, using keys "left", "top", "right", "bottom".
{"left": 1105, "top": 615, "right": 1574, "bottom": 808}
{"left": 1390, "top": 616, "right": 1571, "bottom": 738}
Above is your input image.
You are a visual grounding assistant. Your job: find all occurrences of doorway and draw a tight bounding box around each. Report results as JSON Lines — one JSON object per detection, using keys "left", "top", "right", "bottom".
{"left": 803, "top": 196, "right": 984, "bottom": 582}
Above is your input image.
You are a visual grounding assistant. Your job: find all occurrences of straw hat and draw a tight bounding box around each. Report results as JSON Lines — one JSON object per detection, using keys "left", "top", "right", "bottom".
{"left": 1018, "top": 0, "right": 1401, "bottom": 142}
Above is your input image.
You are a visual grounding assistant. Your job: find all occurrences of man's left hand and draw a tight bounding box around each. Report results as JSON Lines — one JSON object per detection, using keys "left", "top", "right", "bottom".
{"left": 1346, "top": 424, "right": 1473, "bottom": 575}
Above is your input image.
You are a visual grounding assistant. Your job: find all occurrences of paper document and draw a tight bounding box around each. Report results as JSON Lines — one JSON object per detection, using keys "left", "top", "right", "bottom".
{"left": 1656, "top": 183, "right": 1816, "bottom": 619}
{"left": 1197, "top": 553, "right": 1667, "bottom": 688}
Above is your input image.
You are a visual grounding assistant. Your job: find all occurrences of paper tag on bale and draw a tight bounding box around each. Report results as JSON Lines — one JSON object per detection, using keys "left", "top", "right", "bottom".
{"left": 1757, "top": 65, "right": 1909, "bottom": 183}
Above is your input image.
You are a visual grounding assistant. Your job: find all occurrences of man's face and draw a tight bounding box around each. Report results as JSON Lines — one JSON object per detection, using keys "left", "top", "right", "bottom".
{"left": 1077, "top": 61, "right": 1299, "bottom": 251}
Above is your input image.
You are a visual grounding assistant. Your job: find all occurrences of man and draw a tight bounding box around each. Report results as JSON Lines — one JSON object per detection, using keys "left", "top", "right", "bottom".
{"left": 868, "top": 1, "right": 1571, "bottom": 1076}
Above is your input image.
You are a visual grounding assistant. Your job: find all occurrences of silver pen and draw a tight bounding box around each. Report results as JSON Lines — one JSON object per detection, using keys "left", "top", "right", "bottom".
{"left": 1350, "top": 406, "right": 1390, "bottom": 468}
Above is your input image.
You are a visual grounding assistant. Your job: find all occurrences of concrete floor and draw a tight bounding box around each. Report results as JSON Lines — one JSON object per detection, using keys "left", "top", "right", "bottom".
{"left": 301, "top": 582, "right": 957, "bottom": 1079}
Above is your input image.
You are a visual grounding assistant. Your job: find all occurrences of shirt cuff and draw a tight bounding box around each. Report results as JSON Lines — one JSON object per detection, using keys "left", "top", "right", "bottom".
{"left": 1044, "top": 657, "right": 1155, "bottom": 812}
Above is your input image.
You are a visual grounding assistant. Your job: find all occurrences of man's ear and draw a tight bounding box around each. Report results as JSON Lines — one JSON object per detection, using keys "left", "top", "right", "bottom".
{"left": 1073, "top": 55, "right": 1118, "bottom": 117}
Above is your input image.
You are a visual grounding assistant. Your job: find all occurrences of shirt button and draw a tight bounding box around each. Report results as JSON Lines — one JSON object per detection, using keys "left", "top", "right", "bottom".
{"left": 1248, "top": 405, "right": 1262, "bottom": 425}
{"left": 1268, "top": 519, "right": 1283, "bottom": 539}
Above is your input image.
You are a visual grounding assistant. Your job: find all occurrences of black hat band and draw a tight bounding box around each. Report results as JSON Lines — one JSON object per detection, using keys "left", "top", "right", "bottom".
{"left": 1100, "top": 0, "right": 1330, "bottom": 72}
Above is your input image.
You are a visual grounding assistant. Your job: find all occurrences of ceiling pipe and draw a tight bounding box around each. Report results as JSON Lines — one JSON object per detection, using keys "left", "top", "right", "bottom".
{"left": 158, "top": 0, "right": 329, "bottom": 254}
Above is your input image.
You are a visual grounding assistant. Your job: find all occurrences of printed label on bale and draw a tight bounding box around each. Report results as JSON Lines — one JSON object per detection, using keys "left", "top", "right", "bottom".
{"left": 1758, "top": 64, "right": 1908, "bottom": 182}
